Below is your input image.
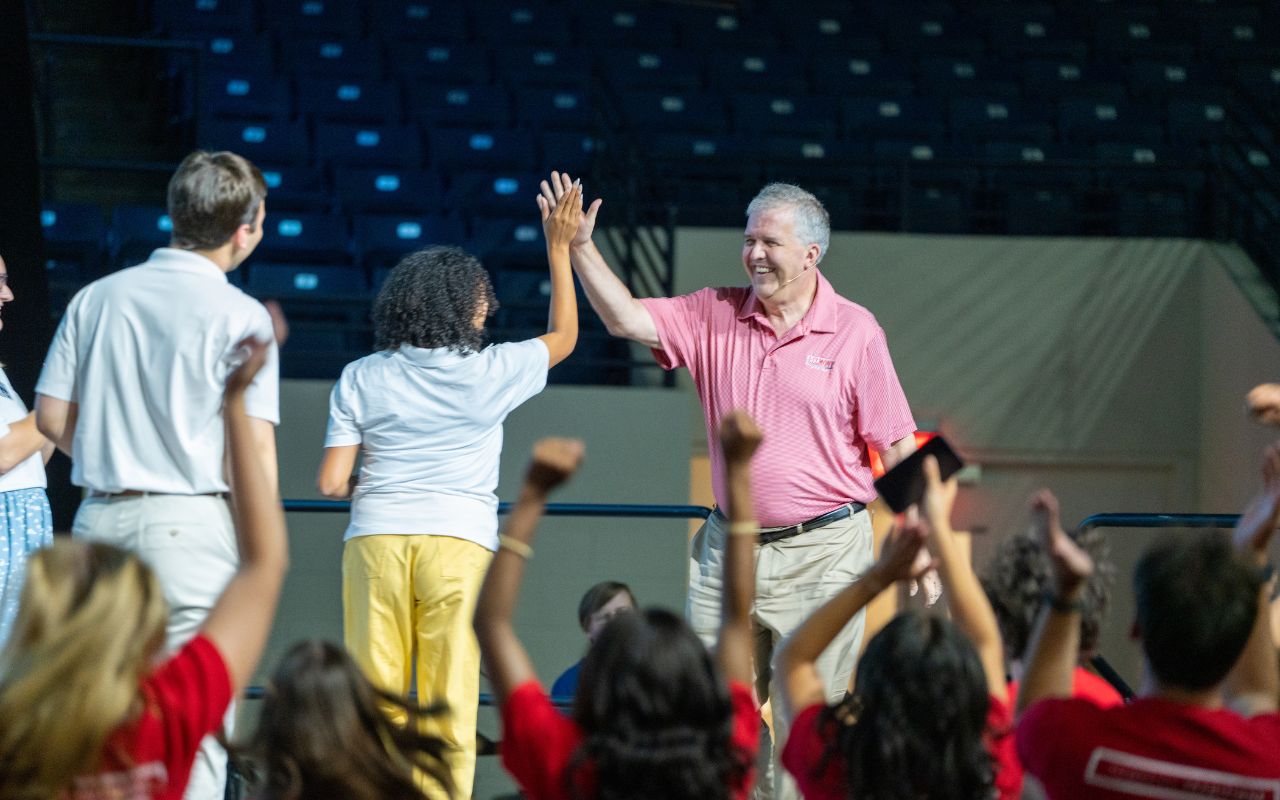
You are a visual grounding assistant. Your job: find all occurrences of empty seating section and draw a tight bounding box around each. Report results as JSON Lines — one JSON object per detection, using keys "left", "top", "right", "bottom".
{"left": 43, "top": 0, "right": 1280, "bottom": 376}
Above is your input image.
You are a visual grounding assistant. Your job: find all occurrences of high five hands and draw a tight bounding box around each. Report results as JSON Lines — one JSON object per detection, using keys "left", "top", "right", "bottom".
{"left": 538, "top": 171, "right": 603, "bottom": 248}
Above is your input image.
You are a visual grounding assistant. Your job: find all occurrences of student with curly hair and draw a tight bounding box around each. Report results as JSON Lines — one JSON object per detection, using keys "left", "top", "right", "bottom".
{"left": 475, "top": 413, "right": 764, "bottom": 800}
{"left": 316, "top": 184, "right": 584, "bottom": 798}
{"left": 237, "top": 639, "right": 452, "bottom": 800}
{"left": 777, "top": 457, "right": 1020, "bottom": 800}
{"left": 981, "top": 520, "right": 1122, "bottom": 708}
{"left": 0, "top": 319, "right": 287, "bottom": 800}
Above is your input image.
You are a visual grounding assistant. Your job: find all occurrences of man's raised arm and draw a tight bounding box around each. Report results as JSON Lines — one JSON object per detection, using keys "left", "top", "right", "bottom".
{"left": 539, "top": 171, "right": 660, "bottom": 349}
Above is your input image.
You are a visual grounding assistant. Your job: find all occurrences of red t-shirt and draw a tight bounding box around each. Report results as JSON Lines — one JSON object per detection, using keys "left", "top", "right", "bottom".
{"left": 781, "top": 691, "right": 1020, "bottom": 800}
{"left": 500, "top": 679, "right": 761, "bottom": 800}
{"left": 64, "top": 635, "right": 232, "bottom": 800}
{"left": 1008, "top": 665, "right": 1125, "bottom": 713}
{"left": 1017, "top": 696, "right": 1280, "bottom": 800}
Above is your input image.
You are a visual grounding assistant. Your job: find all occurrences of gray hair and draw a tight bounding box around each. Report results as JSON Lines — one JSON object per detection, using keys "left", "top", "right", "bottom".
{"left": 745, "top": 183, "right": 831, "bottom": 264}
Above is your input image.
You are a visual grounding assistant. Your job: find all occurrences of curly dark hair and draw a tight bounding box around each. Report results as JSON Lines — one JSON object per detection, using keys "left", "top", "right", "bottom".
{"left": 373, "top": 246, "right": 498, "bottom": 354}
{"left": 819, "top": 613, "right": 994, "bottom": 800}
{"left": 235, "top": 639, "right": 452, "bottom": 800}
{"left": 980, "top": 525, "right": 1115, "bottom": 662}
{"left": 568, "top": 608, "right": 753, "bottom": 800}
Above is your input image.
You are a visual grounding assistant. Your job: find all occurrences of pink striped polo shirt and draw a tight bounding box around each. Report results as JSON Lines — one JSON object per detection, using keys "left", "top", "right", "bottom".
{"left": 640, "top": 273, "right": 915, "bottom": 526}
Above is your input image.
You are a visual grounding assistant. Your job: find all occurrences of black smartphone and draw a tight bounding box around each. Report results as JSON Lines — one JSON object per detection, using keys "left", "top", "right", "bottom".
{"left": 873, "top": 436, "right": 965, "bottom": 513}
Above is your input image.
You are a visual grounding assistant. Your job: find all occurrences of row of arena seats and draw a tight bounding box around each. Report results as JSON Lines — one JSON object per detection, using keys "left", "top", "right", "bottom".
{"left": 153, "top": 0, "right": 1278, "bottom": 67}
{"left": 195, "top": 93, "right": 1247, "bottom": 159}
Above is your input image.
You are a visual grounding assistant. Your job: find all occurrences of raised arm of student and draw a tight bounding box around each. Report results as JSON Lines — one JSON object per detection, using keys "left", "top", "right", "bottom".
{"left": 200, "top": 307, "right": 291, "bottom": 694}
{"left": 474, "top": 438, "right": 585, "bottom": 704}
{"left": 1016, "top": 490, "right": 1095, "bottom": 714}
{"left": 777, "top": 518, "right": 932, "bottom": 720}
{"left": 921, "top": 456, "right": 1005, "bottom": 697}
{"left": 1224, "top": 441, "right": 1280, "bottom": 715}
{"left": 539, "top": 171, "right": 659, "bottom": 349}
{"left": 535, "top": 180, "right": 582, "bottom": 367}
{"left": 717, "top": 411, "right": 762, "bottom": 687}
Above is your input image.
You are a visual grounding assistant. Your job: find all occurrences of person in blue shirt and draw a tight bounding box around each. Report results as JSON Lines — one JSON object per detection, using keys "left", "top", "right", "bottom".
{"left": 550, "top": 581, "right": 638, "bottom": 700}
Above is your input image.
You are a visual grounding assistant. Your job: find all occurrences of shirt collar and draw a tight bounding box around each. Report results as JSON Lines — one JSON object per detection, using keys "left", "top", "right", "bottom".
{"left": 736, "top": 271, "right": 838, "bottom": 334}
{"left": 145, "top": 248, "right": 229, "bottom": 282}
{"left": 393, "top": 344, "right": 475, "bottom": 367}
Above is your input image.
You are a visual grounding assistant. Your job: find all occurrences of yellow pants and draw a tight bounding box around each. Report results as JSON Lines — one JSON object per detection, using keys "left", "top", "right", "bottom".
{"left": 343, "top": 534, "right": 493, "bottom": 800}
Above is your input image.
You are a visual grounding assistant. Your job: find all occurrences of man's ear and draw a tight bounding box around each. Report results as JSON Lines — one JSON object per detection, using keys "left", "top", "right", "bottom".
{"left": 806, "top": 244, "right": 821, "bottom": 268}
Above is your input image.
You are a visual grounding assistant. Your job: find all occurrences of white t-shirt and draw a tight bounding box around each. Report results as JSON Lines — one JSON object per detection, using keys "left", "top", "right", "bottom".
{"left": 36, "top": 248, "right": 279, "bottom": 494}
{"left": 324, "top": 339, "right": 549, "bottom": 549}
{"left": 0, "top": 368, "right": 46, "bottom": 493}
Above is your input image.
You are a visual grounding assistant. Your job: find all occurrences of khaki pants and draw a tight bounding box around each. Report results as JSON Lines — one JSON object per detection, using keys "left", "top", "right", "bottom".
{"left": 686, "top": 508, "right": 874, "bottom": 800}
{"left": 73, "top": 494, "right": 238, "bottom": 800}
{"left": 343, "top": 534, "right": 493, "bottom": 800}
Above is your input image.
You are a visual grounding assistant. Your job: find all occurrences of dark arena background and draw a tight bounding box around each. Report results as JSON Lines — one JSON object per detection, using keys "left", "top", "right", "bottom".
{"left": 8, "top": 0, "right": 1280, "bottom": 796}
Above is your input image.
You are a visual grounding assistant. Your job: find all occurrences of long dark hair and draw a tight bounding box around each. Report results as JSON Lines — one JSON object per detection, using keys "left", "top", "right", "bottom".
{"left": 569, "top": 608, "right": 752, "bottom": 800}
{"left": 823, "top": 613, "right": 993, "bottom": 800}
{"left": 237, "top": 639, "right": 453, "bottom": 800}
{"left": 373, "top": 246, "right": 498, "bottom": 354}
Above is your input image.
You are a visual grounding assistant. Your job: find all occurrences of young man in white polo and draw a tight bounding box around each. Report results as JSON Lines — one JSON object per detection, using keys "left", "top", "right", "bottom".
{"left": 35, "top": 150, "right": 280, "bottom": 800}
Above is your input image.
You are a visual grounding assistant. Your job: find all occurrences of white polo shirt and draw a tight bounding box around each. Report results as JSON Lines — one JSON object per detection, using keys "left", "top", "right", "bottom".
{"left": 324, "top": 339, "right": 549, "bottom": 549}
{"left": 36, "top": 248, "right": 279, "bottom": 494}
{"left": 0, "top": 368, "right": 46, "bottom": 493}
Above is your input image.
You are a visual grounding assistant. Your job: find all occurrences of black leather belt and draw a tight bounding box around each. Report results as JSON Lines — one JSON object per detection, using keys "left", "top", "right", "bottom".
{"left": 716, "top": 502, "right": 867, "bottom": 545}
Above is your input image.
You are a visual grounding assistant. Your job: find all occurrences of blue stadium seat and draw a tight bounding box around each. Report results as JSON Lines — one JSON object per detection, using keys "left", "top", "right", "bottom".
{"left": 472, "top": 3, "right": 572, "bottom": 45}
{"left": 728, "top": 94, "right": 838, "bottom": 140}
{"left": 368, "top": 1, "right": 468, "bottom": 41}
{"left": 407, "top": 84, "right": 511, "bottom": 128}
{"left": 883, "top": 15, "right": 986, "bottom": 59}
{"left": 1020, "top": 61, "right": 1127, "bottom": 101}
{"left": 198, "top": 34, "right": 274, "bottom": 74}
{"left": 296, "top": 78, "right": 402, "bottom": 123}
{"left": 617, "top": 91, "right": 728, "bottom": 134}
{"left": 675, "top": 10, "right": 776, "bottom": 52}
{"left": 449, "top": 172, "right": 542, "bottom": 216}
{"left": 387, "top": 42, "right": 491, "bottom": 84}
{"left": 352, "top": 213, "right": 466, "bottom": 263}
{"left": 279, "top": 38, "right": 383, "bottom": 78}
{"left": 109, "top": 206, "right": 174, "bottom": 265}
{"left": 264, "top": 0, "right": 361, "bottom": 35}
{"left": 948, "top": 98, "right": 1055, "bottom": 145}
{"left": 257, "top": 212, "right": 350, "bottom": 262}
{"left": 904, "top": 186, "right": 968, "bottom": 234}
{"left": 1092, "top": 16, "right": 1194, "bottom": 61}
{"left": 842, "top": 97, "right": 945, "bottom": 141}
{"left": 810, "top": 55, "right": 915, "bottom": 97}
{"left": 248, "top": 264, "right": 367, "bottom": 299}
{"left": 706, "top": 52, "right": 808, "bottom": 95}
{"left": 259, "top": 165, "right": 331, "bottom": 212}
{"left": 1126, "top": 61, "right": 1216, "bottom": 101}
{"left": 200, "top": 72, "right": 293, "bottom": 121}
{"left": 333, "top": 167, "right": 445, "bottom": 213}
{"left": 601, "top": 49, "right": 703, "bottom": 92}
{"left": 493, "top": 46, "right": 592, "bottom": 90}
{"left": 515, "top": 88, "right": 593, "bottom": 131}
{"left": 1004, "top": 189, "right": 1080, "bottom": 235}
{"left": 539, "top": 131, "right": 601, "bottom": 174}
{"left": 1166, "top": 100, "right": 1230, "bottom": 147}
{"left": 42, "top": 202, "right": 106, "bottom": 278}
{"left": 469, "top": 217, "right": 546, "bottom": 264}
{"left": 153, "top": 0, "right": 254, "bottom": 33}
{"left": 984, "top": 14, "right": 1088, "bottom": 61}
{"left": 1058, "top": 100, "right": 1166, "bottom": 145}
{"left": 199, "top": 120, "right": 311, "bottom": 165}
{"left": 427, "top": 130, "right": 537, "bottom": 172}
{"left": 1235, "top": 63, "right": 1280, "bottom": 114}
{"left": 916, "top": 57, "right": 1019, "bottom": 99}
{"left": 316, "top": 123, "right": 424, "bottom": 168}
{"left": 1197, "top": 17, "right": 1272, "bottom": 63}
{"left": 1116, "top": 190, "right": 1191, "bottom": 236}
{"left": 644, "top": 134, "right": 754, "bottom": 181}
{"left": 776, "top": 10, "right": 880, "bottom": 54}
{"left": 983, "top": 142, "right": 1094, "bottom": 192}
{"left": 577, "top": 7, "right": 676, "bottom": 48}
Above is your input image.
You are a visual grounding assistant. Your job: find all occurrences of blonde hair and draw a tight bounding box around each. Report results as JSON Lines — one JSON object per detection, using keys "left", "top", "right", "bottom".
{"left": 0, "top": 541, "right": 168, "bottom": 799}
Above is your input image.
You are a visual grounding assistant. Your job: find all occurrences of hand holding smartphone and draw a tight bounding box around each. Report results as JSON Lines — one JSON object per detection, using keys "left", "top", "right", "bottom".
{"left": 874, "top": 436, "right": 965, "bottom": 513}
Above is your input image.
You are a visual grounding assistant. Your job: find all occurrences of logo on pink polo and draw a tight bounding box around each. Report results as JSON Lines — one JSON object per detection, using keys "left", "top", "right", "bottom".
{"left": 805, "top": 355, "right": 835, "bottom": 372}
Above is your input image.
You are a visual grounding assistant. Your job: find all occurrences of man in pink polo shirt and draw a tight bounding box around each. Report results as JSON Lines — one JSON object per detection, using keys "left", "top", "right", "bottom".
{"left": 538, "top": 175, "right": 918, "bottom": 800}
